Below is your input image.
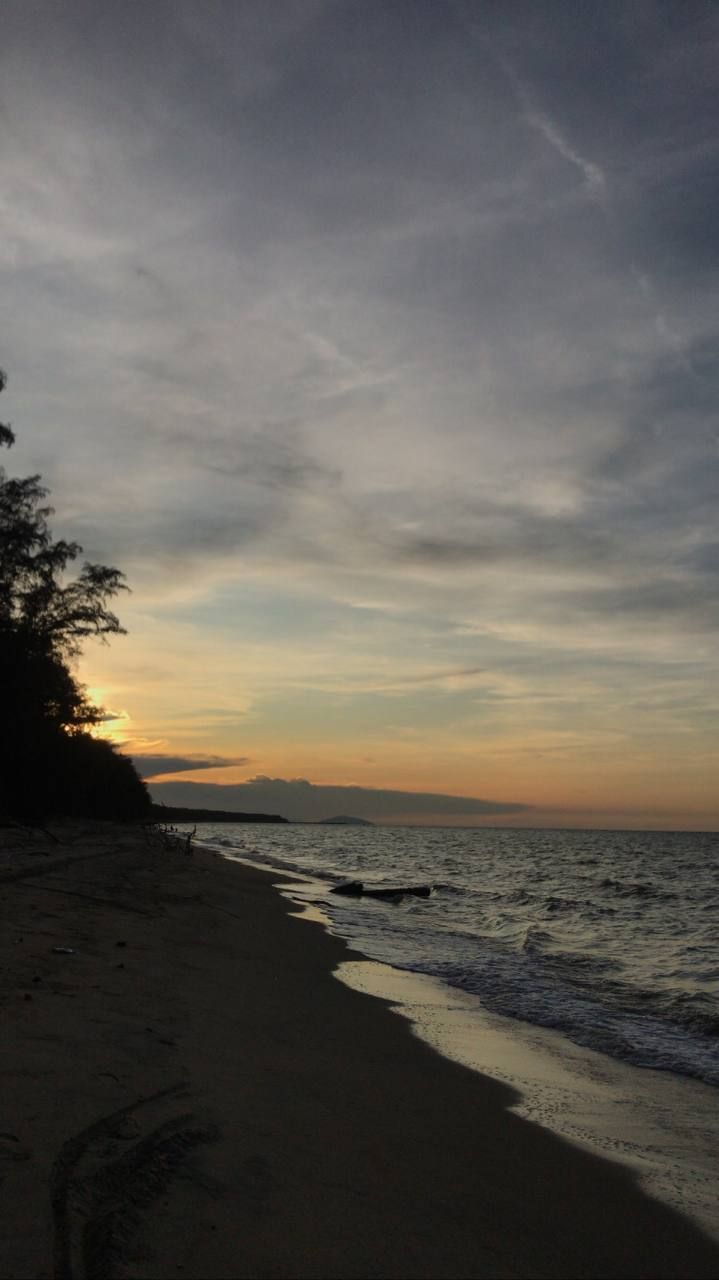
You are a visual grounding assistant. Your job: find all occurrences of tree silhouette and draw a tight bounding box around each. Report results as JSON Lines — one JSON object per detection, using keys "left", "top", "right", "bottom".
{"left": 0, "top": 370, "right": 149, "bottom": 821}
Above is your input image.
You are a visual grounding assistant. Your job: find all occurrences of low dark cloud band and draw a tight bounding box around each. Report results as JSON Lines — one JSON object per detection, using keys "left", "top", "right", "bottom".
{"left": 132, "top": 754, "right": 249, "bottom": 778}
{"left": 149, "top": 775, "right": 529, "bottom": 822}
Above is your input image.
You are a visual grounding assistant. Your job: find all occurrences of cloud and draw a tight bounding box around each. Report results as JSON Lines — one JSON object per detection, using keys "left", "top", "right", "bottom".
{"left": 150, "top": 776, "right": 529, "bottom": 823}
{"left": 133, "top": 754, "right": 250, "bottom": 778}
{"left": 477, "top": 34, "right": 607, "bottom": 202}
{"left": 524, "top": 107, "right": 606, "bottom": 199}
{"left": 2, "top": 1, "right": 719, "bottom": 827}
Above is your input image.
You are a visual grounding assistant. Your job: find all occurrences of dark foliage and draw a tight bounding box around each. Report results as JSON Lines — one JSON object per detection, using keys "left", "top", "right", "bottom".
{"left": 0, "top": 370, "right": 150, "bottom": 822}
{"left": 54, "top": 734, "right": 151, "bottom": 821}
{"left": 147, "top": 804, "right": 287, "bottom": 824}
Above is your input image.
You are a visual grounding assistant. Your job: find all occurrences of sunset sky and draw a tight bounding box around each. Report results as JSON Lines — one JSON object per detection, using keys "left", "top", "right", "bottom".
{"left": 3, "top": 1, "right": 718, "bottom": 827}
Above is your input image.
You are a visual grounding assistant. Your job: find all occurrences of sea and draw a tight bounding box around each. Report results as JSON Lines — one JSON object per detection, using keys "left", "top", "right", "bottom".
{"left": 185, "top": 822, "right": 719, "bottom": 1234}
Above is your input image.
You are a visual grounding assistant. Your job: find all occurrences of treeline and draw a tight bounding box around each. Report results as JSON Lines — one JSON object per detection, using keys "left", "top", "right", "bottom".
{"left": 0, "top": 370, "right": 150, "bottom": 822}
{"left": 149, "top": 804, "right": 287, "bottom": 824}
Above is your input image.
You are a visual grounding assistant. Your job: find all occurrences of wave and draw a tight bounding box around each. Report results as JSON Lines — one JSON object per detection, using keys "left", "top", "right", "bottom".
{"left": 521, "top": 926, "right": 556, "bottom": 954}
{"left": 193, "top": 821, "right": 719, "bottom": 1088}
{"left": 599, "top": 877, "right": 679, "bottom": 902}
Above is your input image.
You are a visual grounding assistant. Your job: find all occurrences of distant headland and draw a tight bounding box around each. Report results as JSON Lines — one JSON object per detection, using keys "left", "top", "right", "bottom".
{"left": 149, "top": 804, "right": 287, "bottom": 824}
{"left": 319, "top": 815, "right": 375, "bottom": 826}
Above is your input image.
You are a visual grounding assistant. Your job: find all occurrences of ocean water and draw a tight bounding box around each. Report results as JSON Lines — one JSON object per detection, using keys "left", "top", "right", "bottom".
{"left": 188, "top": 823, "right": 719, "bottom": 1089}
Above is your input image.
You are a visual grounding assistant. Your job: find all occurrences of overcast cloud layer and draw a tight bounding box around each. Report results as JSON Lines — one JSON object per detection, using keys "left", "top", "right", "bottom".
{"left": 2, "top": 2, "right": 718, "bottom": 826}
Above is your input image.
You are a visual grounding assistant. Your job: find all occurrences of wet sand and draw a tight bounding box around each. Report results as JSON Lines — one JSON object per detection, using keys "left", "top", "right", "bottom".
{"left": 2, "top": 824, "right": 718, "bottom": 1279}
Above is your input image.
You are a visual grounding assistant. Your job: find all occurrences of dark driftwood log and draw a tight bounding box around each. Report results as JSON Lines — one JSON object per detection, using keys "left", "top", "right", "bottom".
{"left": 331, "top": 880, "right": 431, "bottom": 900}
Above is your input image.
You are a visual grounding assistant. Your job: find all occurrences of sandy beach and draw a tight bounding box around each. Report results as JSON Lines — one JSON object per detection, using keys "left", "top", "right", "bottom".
{"left": 2, "top": 824, "right": 718, "bottom": 1280}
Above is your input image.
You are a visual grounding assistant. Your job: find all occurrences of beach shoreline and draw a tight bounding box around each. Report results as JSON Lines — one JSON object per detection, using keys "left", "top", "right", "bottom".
{"left": 238, "top": 854, "right": 719, "bottom": 1243}
{"left": 2, "top": 823, "right": 719, "bottom": 1279}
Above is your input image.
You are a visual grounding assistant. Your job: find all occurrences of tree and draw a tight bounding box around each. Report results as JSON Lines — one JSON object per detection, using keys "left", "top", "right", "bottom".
{"left": 0, "top": 370, "right": 149, "bottom": 821}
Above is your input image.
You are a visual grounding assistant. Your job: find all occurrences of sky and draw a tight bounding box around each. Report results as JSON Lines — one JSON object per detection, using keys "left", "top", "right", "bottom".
{"left": 2, "top": 1, "right": 718, "bottom": 828}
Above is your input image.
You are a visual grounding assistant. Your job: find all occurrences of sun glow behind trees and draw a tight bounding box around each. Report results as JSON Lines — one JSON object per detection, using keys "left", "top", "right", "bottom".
{"left": 0, "top": 370, "right": 149, "bottom": 821}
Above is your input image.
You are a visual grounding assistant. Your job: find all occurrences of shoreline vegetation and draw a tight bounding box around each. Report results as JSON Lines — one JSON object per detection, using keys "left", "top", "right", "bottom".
{"left": 3, "top": 821, "right": 719, "bottom": 1279}
{"left": 149, "top": 804, "right": 288, "bottom": 824}
{"left": 1, "top": 369, "right": 150, "bottom": 826}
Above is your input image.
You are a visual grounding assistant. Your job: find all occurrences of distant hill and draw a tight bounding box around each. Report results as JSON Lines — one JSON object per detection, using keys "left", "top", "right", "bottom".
{"left": 148, "top": 804, "right": 287, "bottom": 824}
{"left": 320, "top": 814, "right": 374, "bottom": 826}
